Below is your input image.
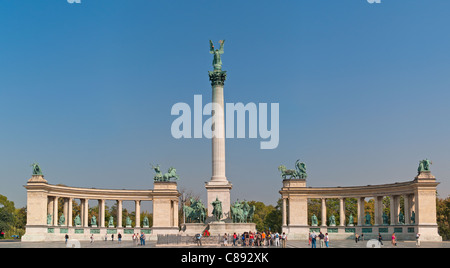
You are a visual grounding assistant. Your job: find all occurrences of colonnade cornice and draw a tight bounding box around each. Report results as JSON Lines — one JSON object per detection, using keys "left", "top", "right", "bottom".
{"left": 279, "top": 179, "right": 433, "bottom": 198}
{"left": 25, "top": 182, "right": 156, "bottom": 201}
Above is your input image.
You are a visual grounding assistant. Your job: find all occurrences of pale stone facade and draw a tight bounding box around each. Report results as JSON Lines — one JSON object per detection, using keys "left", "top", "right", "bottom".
{"left": 280, "top": 171, "right": 442, "bottom": 241}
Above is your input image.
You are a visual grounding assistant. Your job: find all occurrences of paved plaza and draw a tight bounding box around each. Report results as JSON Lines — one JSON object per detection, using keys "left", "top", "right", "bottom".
{"left": 1, "top": 239, "right": 448, "bottom": 248}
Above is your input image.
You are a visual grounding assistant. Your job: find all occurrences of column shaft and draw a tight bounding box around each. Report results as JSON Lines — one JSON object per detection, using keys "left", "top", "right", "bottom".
{"left": 321, "top": 198, "right": 327, "bottom": 226}
{"left": 404, "top": 194, "right": 410, "bottom": 225}
{"left": 211, "top": 84, "right": 226, "bottom": 181}
{"left": 99, "top": 199, "right": 105, "bottom": 228}
{"left": 357, "top": 197, "right": 365, "bottom": 226}
{"left": 117, "top": 200, "right": 123, "bottom": 228}
{"left": 53, "top": 197, "right": 59, "bottom": 226}
{"left": 68, "top": 198, "right": 73, "bottom": 227}
{"left": 135, "top": 200, "right": 141, "bottom": 228}
{"left": 339, "top": 198, "right": 345, "bottom": 227}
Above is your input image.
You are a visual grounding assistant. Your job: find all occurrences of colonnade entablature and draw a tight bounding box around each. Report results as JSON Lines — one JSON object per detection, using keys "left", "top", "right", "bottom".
{"left": 279, "top": 171, "right": 442, "bottom": 241}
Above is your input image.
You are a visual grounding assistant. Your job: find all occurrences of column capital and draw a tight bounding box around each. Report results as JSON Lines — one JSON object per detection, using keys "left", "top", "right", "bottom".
{"left": 208, "top": 70, "right": 227, "bottom": 86}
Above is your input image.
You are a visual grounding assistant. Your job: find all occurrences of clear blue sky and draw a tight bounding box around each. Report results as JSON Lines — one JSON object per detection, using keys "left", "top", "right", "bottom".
{"left": 1, "top": 0, "right": 449, "bottom": 210}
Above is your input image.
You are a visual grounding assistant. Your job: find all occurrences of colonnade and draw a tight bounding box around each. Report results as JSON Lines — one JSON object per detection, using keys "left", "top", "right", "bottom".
{"left": 23, "top": 174, "right": 181, "bottom": 241}
{"left": 46, "top": 197, "right": 150, "bottom": 228}
{"left": 282, "top": 194, "right": 415, "bottom": 227}
{"left": 280, "top": 171, "right": 442, "bottom": 241}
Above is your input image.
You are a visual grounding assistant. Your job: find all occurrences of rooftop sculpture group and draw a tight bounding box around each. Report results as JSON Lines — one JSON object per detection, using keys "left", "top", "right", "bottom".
{"left": 150, "top": 164, "right": 179, "bottom": 182}
{"left": 278, "top": 159, "right": 307, "bottom": 179}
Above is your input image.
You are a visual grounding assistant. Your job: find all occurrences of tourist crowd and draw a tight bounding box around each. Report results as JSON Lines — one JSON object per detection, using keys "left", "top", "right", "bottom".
{"left": 222, "top": 231, "right": 288, "bottom": 247}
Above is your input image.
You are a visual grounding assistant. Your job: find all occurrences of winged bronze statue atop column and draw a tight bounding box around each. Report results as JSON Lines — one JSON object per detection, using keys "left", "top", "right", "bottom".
{"left": 209, "top": 40, "right": 225, "bottom": 71}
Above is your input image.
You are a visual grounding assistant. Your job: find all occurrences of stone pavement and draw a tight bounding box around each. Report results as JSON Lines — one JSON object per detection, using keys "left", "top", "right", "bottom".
{"left": 1, "top": 239, "right": 449, "bottom": 248}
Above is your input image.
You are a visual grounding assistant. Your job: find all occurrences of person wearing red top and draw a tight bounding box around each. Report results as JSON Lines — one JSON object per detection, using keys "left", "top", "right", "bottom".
{"left": 249, "top": 232, "right": 255, "bottom": 247}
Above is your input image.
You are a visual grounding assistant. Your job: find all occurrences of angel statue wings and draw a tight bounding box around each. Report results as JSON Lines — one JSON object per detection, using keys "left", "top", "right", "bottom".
{"left": 209, "top": 40, "right": 225, "bottom": 71}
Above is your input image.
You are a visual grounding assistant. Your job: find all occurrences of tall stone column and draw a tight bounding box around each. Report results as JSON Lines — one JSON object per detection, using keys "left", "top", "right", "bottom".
{"left": 357, "top": 197, "right": 364, "bottom": 226}
{"left": 374, "top": 196, "right": 383, "bottom": 225}
{"left": 390, "top": 195, "right": 397, "bottom": 225}
{"left": 205, "top": 67, "right": 232, "bottom": 220}
{"left": 63, "top": 198, "right": 69, "bottom": 226}
{"left": 67, "top": 198, "right": 73, "bottom": 227}
{"left": 53, "top": 196, "right": 59, "bottom": 226}
{"left": 135, "top": 200, "right": 141, "bottom": 228}
{"left": 82, "top": 199, "right": 89, "bottom": 227}
{"left": 117, "top": 200, "right": 123, "bottom": 228}
{"left": 321, "top": 198, "right": 327, "bottom": 226}
{"left": 99, "top": 199, "right": 105, "bottom": 228}
{"left": 47, "top": 197, "right": 53, "bottom": 223}
{"left": 282, "top": 198, "right": 287, "bottom": 226}
{"left": 404, "top": 194, "right": 410, "bottom": 225}
{"left": 339, "top": 198, "right": 345, "bottom": 227}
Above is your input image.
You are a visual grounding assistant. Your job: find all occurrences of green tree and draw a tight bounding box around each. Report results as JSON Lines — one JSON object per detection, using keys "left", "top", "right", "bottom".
{"left": 437, "top": 196, "right": 450, "bottom": 240}
{"left": 248, "top": 201, "right": 275, "bottom": 232}
{"left": 264, "top": 199, "right": 282, "bottom": 233}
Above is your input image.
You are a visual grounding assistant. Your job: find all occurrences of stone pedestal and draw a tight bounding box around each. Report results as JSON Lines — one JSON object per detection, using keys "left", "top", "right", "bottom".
{"left": 205, "top": 181, "right": 232, "bottom": 220}
{"left": 181, "top": 222, "right": 256, "bottom": 236}
{"left": 150, "top": 181, "right": 180, "bottom": 240}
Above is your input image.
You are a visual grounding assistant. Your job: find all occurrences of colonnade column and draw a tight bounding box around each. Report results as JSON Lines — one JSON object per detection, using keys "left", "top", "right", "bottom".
{"left": 135, "top": 200, "right": 141, "bottom": 228}
{"left": 404, "top": 194, "right": 410, "bottom": 225}
{"left": 63, "top": 198, "right": 68, "bottom": 225}
{"left": 389, "top": 195, "right": 396, "bottom": 225}
{"left": 53, "top": 196, "right": 59, "bottom": 226}
{"left": 67, "top": 198, "right": 73, "bottom": 227}
{"left": 374, "top": 196, "right": 383, "bottom": 225}
{"left": 47, "top": 197, "right": 54, "bottom": 224}
{"left": 117, "top": 200, "right": 123, "bottom": 228}
{"left": 99, "top": 199, "right": 105, "bottom": 228}
{"left": 357, "top": 197, "right": 364, "bottom": 226}
{"left": 82, "top": 199, "right": 89, "bottom": 227}
{"left": 321, "top": 198, "right": 327, "bottom": 226}
{"left": 339, "top": 198, "right": 345, "bottom": 227}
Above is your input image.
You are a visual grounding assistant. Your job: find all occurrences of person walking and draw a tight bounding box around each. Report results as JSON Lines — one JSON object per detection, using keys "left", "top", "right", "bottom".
{"left": 233, "top": 232, "right": 237, "bottom": 246}
{"left": 391, "top": 233, "right": 397, "bottom": 246}
{"left": 274, "top": 232, "right": 280, "bottom": 247}
{"left": 416, "top": 233, "right": 420, "bottom": 247}
{"left": 355, "top": 233, "right": 359, "bottom": 243}
{"left": 308, "top": 232, "right": 311, "bottom": 246}
{"left": 118, "top": 233, "right": 122, "bottom": 243}
{"left": 324, "top": 233, "right": 329, "bottom": 248}
{"left": 196, "top": 233, "right": 202, "bottom": 246}
{"left": 90, "top": 234, "right": 94, "bottom": 244}
{"left": 140, "top": 232, "right": 146, "bottom": 246}
{"left": 378, "top": 233, "right": 383, "bottom": 246}
{"left": 310, "top": 232, "right": 317, "bottom": 248}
